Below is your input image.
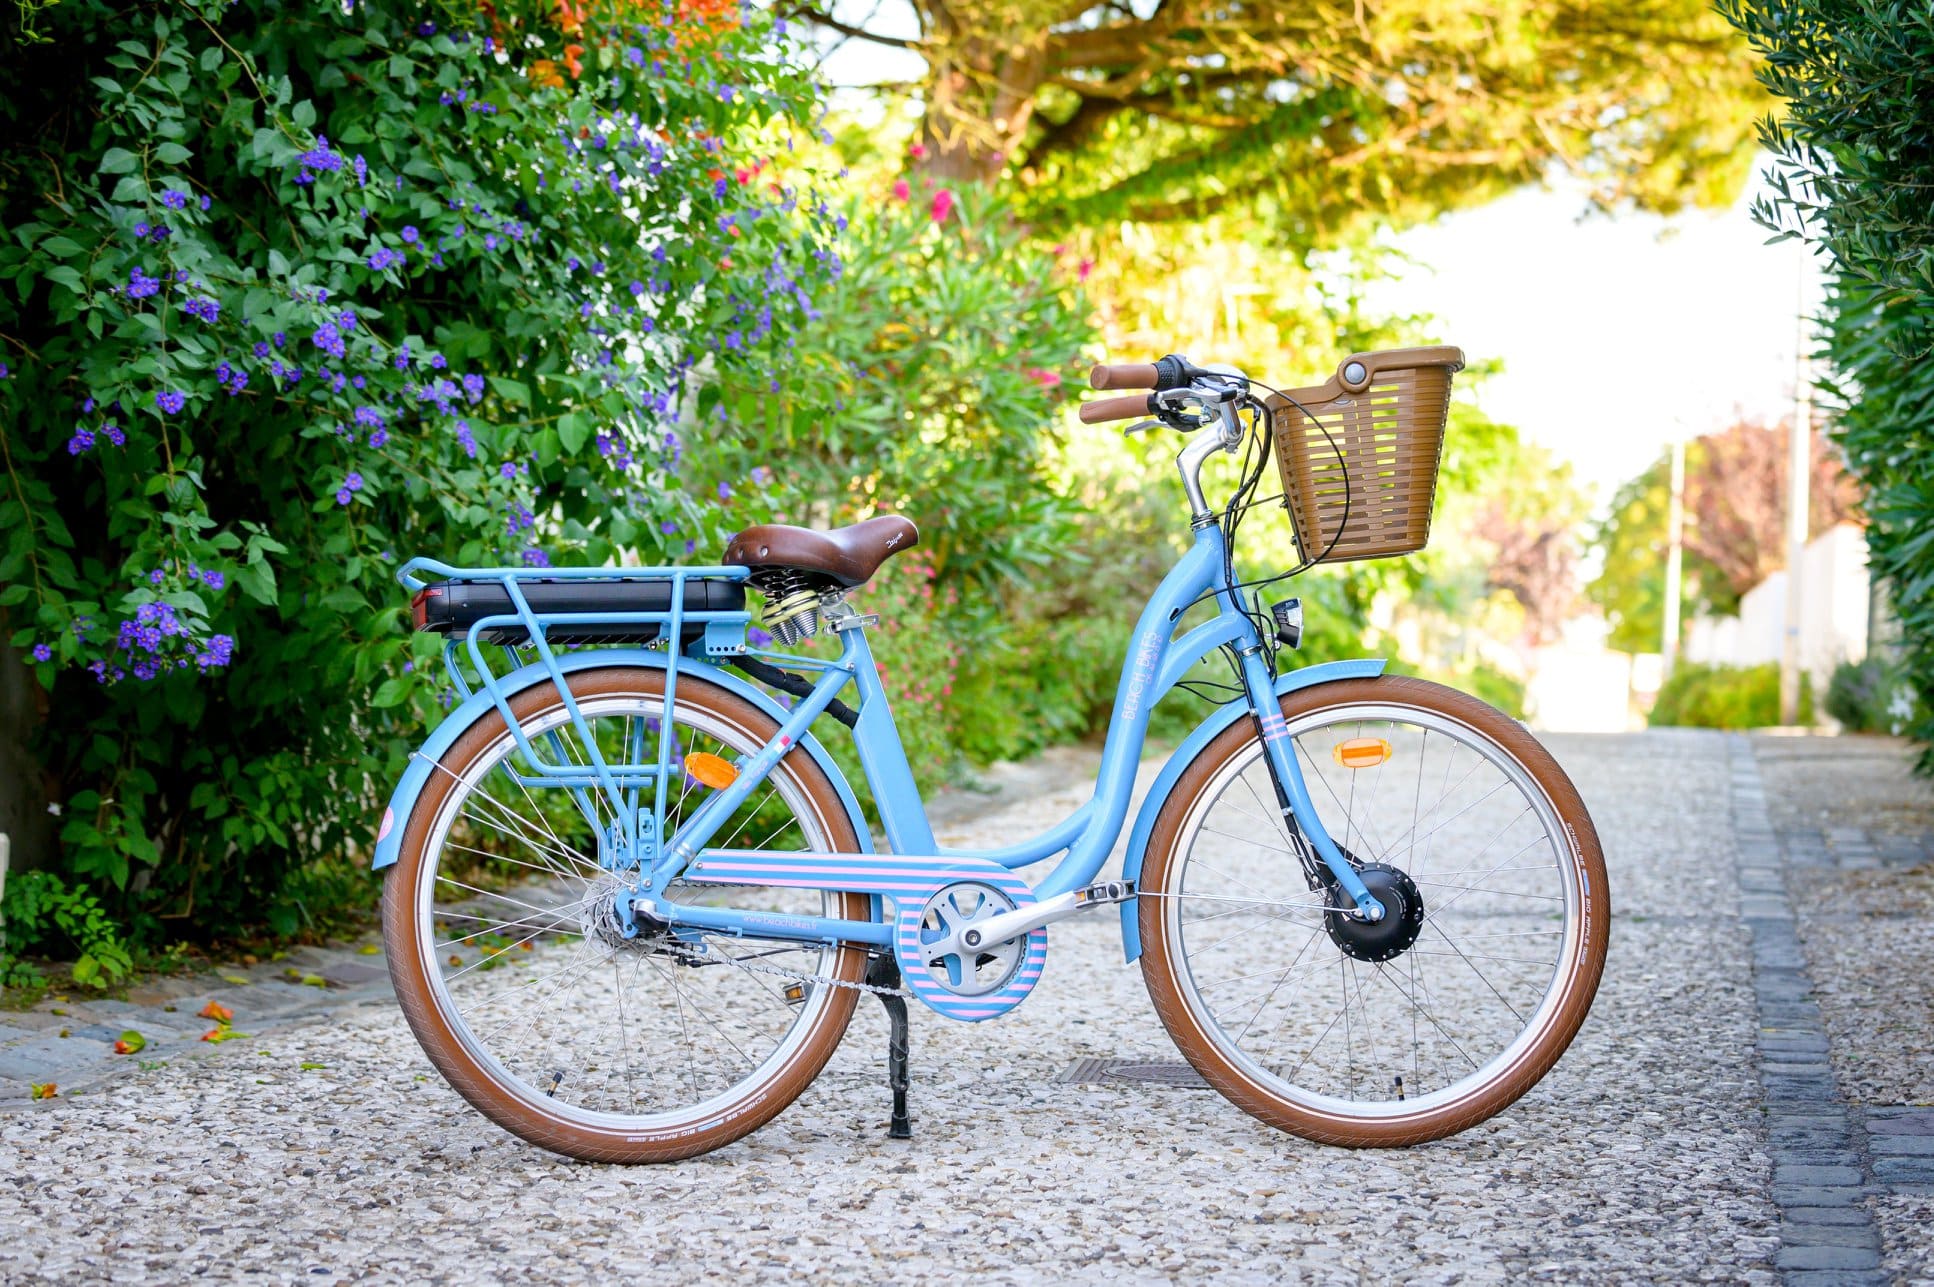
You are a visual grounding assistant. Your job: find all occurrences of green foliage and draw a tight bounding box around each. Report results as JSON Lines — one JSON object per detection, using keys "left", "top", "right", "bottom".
{"left": 1826, "top": 655, "right": 1926, "bottom": 736}
{"left": 0, "top": 0, "right": 837, "bottom": 942}
{"left": 1649, "top": 662, "right": 1812, "bottom": 730}
{"left": 807, "top": 0, "right": 1766, "bottom": 235}
{"left": 1, "top": 869, "right": 132, "bottom": 989}
{"left": 701, "top": 181, "right": 1094, "bottom": 596}
{"left": 1589, "top": 451, "right": 1722, "bottom": 655}
{"left": 1722, "top": 0, "right": 1934, "bottom": 770}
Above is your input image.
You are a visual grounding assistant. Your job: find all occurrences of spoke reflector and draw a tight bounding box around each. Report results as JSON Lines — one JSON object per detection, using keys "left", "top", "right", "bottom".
{"left": 685, "top": 751, "right": 739, "bottom": 789}
{"left": 1332, "top": 737, "right": 1393, "bottom": 769}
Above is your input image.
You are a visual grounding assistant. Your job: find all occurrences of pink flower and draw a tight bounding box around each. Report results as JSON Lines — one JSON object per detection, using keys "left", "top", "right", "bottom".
{"left": 1051, "top": 243, "right": 1067, "bottom": 256}
{"left": 1077, "top": 257, "right": 1094, "bottom": 281}
{"left": 931, "top": 188, "right": 956, "bottom": 223}
{"left": 909, "top": 142, "right": 928, "bottom": 160}
{"left": 891, "top": 179, "right": 910, "bottom": 202}
{"left": 1027, "top": 367, "right": 1062, "bottom": 387}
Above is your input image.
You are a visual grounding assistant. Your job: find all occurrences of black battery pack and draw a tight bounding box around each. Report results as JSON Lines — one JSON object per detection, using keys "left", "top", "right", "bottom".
{"left": 410, "top": 577, "right": 747, "bottom": 647}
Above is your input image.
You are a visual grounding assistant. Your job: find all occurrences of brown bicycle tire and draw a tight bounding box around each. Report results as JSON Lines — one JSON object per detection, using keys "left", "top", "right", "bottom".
{"left": 1138, "top": 675, "right": 1610, "bottom": 1148}
{"left": 382, "top": 666, "right": 873, "bottom": 1163}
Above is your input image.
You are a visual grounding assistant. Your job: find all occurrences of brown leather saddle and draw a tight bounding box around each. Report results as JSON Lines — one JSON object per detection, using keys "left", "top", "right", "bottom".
{"left": 723, "top": 514, "right": 919, "bottom": 588}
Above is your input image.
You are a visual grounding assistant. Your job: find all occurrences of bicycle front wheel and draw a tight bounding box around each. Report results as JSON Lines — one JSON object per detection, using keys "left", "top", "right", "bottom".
{"left": 1138, "top": 676, "right": 1609, "bottom": 1147}
{"left": 382, "top": 665, "right": 874, "bottom": 1162}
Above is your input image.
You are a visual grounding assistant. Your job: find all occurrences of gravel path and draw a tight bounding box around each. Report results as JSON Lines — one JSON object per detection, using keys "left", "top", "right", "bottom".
{"left": 2, "top": 732, "right": 1785, "bottom": 1283}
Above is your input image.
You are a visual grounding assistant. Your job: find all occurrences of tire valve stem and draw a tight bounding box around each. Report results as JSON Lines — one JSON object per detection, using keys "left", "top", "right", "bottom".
{"left": 546, "top": 1070, "right": 565, "bottom": 1099}
{"left": 1393, "top": 1075, "right": 1405, "bottom": 1102}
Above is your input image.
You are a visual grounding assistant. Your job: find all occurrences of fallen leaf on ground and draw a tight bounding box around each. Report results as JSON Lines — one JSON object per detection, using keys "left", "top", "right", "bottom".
{"left": 300, "top": 974, "right": 327, "bottom": 988}
{"left": 30, "top": 1083, "right": 56, "bottom": 1100}
{"left": 300, "top": 1062, "right": 328, "bottom": 1071}
{"left": 113, "top": 1030, "right": 147, "bottom": 1054}
{"left": 219, "top": 974, "right": 250, "bottom": 986}
{"left": 197, "top": 1001, "right": 233, "bottom": 1022}
{"left": 357, "top": 944, "right": 381, "bottom": 956}
{"left": 201, "top": 1027, "right": 248, "bottom": 1043}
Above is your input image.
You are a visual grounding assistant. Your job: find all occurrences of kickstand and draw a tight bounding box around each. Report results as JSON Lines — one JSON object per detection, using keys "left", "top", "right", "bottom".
{"left": 865, "top": 953, "right": 913, "bottom": 1140}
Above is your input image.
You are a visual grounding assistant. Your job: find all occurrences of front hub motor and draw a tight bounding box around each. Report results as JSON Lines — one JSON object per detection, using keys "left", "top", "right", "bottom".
{"left": 1323, "top": 862, "right": 1425, "bottom": 963}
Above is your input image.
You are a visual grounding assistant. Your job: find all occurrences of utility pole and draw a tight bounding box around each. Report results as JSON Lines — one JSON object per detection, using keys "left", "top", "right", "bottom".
{"left": 1780, "top": 288, "right": 1812, "bottom": 725}
{"left": 1662, "top": 435, "right": 1686, "bottom": 677}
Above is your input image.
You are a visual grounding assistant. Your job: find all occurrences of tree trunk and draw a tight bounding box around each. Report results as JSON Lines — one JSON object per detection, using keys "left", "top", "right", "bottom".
{"left": 914, "top": 13, "right": 1048, "bottom": 185}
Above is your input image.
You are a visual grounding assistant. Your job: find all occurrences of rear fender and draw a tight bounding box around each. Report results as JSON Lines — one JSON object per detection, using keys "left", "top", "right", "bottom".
{"left": 1118, "top": 659, "right": 1386, "bottom": 960}
{"left": 370, "top": 649, "right": 872, "bottom": 870}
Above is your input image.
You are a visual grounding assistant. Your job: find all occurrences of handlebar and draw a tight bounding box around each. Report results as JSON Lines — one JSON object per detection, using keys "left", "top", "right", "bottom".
{"left": 1088, "top": 362, "right": 1160, "bottom": 391}
{"left": 1078, "top": 393, "right": 1157, "bottom": 425}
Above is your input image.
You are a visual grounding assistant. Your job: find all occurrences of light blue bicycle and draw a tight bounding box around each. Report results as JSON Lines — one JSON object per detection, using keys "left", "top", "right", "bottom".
{"left": 375, "top": 349, "right": 1610, "bottom": 1161}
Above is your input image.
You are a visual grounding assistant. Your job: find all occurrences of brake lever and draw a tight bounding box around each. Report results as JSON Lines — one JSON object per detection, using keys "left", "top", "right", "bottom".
{"left": 1123, "top": 419, "right": 1166, "bottom": 436}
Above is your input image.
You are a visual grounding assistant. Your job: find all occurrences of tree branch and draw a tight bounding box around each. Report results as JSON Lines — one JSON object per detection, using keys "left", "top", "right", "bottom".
{"left": 779, "top": 3, "right": 921, "bottom": 50}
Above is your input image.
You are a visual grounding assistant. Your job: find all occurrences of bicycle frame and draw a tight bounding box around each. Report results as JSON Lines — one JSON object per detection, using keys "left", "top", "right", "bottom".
{"left": 376, "top": 520, "right": 1389, "bottom": 1018}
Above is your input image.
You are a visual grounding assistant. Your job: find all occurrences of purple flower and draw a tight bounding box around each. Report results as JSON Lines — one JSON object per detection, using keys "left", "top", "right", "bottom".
{"left": 337, "top": 309, "right": 358, "bottom": 331}
{"left": 103, "top": 422, "right": 124, "bottom": 446}
{"left": 149, "top": 569, "right": 166, "bottom": 585}
{"left": 367, "top": 246, "right": 405, "bottom": 271}
{"left": 126, "top": 268, "right": 161, "bottom": 299}
{"left": 154, "top": 390, "right": 186, "bottom": 415}
{"left": 335, "top": 488, "right": 353, "bottom": 505}
{"left": 401, "top": 225, "right": 419, "bottom": 244}
{"left": 31, "top": 643, "right": 51, "bottom": 662}
{"left": 454, "top": 420, "right": 477, "bottom": 458}
{"left": 202, "top": 570, "right": 225, "bottom": 590}
{"left": 67, "top": 425, "right": 95, "bottom": 454}
{"left": 199, "top": 194, "right": 211, "bottom": 211}
{"left": 461, "top": 373, "right": 485, "bottom": 403}
{"left": 353, "top": 405, "right": 385, "bottom": 429}
{"left": 499, "top": 461, "right": 517, "bottom": 479}
{"left": 181, "top": 297, "right": 220, "bottom": 323}
{"left": 521, "top": 547, "right": 550, "bottom": 568}
{"left": 134, "top": 221, "right": 151, "bottom": 238}
{"left": 717, "top": 481, "right": 732, "bottom": 500}
{"left": 353, "top": 155, "right": 368, "bottom": 187}
{"left": 160, "top": 188, "right": 188, "bottom": 210}
{"left": 369, "top": 428, "right": 388, "bottom": 449}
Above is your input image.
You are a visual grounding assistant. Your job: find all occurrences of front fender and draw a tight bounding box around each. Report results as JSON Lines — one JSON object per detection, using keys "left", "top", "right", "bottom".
{"left": 370, "top": 649, "right": 873, "bottom": 870}
{"left": 1118, "top": 658, "right": 1386, "bottom": 960}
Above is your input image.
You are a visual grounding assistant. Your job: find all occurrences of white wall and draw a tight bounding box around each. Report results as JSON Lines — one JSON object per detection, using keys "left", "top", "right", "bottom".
{"left": 1684, "top": 523, "right": 1870, "bottom": 683}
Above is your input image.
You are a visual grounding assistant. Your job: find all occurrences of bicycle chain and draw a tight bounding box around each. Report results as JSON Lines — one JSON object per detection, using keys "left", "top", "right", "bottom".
{"left": 693, "top": 943, "right": 913, "bottom": 999}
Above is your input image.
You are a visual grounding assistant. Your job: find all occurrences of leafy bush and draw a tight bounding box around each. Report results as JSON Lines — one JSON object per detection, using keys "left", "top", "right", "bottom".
{"left": 1722, "top": 0, "right": 1934, "bottom": 771}
{"left": 1826, "top": 655, "right": 1925, "bottom": 736}
{"left": 0, "top": 0, "right": 838, "bottom": 941}
{"left": 1650, "top": 662, "right": 1812, "bottom": 729}
{"left": 0, "top": 869, "right": 132, "bottom": 989}
{"left": 697, "top": 180, "right": 1094, "bottom": 599}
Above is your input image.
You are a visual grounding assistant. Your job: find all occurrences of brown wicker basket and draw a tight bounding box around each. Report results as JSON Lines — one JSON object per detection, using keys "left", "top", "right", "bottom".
{"left": 1266, "top": 345, "right": 1465, "bottom": 564}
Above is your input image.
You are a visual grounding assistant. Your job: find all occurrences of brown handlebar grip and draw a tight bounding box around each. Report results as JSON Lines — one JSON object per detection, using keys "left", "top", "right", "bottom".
{"left": 1089, "top": 362, "right": 1161, "bottom": 391}
{"left": 1079, "top": 393, "right": 1156, "bottom": 425}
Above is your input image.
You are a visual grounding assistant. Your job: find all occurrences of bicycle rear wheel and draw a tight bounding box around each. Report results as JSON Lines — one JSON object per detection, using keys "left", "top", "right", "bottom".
{"left": 382, "top": 666, "right": 874, "bottom": 1162}
{"left": 1138, "top": 676, "right": 1609, "bottom": 1146}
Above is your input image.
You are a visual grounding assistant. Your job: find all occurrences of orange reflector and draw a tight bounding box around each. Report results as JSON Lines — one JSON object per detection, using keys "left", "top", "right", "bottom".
{"left": 1332, "top": 737, "right": 1393, "bottom": 769}
{"left": 685, "top": 752, "right": 739, "bottom": 789}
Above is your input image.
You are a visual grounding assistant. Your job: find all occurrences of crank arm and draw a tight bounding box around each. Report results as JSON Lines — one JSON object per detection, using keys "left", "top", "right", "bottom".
{"left": 954, "top": 880, "right": 1137, "bottom": 954}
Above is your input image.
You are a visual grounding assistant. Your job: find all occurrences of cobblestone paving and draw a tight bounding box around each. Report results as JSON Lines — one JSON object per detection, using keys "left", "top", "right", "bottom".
{"left": 0, "top": 731, "right": 1838, "bottom": 1283}
{"left": 1752, "top": 734, "right": 1934, "bottom": 1285}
